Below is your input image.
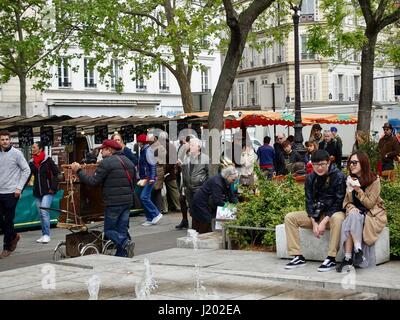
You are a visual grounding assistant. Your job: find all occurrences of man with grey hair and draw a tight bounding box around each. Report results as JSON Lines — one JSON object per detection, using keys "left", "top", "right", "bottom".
{"left": 190, "top": 166, "right": 238, "bottom": 234}
{"left": 181, "top": 137, "right": 209, "bottom": 221}
{"left": 319, "top": 130, "right": 342, "bottom": 169}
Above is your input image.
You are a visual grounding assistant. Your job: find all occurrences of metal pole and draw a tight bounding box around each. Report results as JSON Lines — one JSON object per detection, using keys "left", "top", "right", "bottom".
{"left": 292, "top": 5, "right": 306, "bottom": 155}
{"left": 272, "top": 82, "right": 276, "bottom": 139}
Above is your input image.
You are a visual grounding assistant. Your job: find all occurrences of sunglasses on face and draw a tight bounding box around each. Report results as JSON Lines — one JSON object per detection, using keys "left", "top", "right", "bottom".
{"left": 349, "top": 160, "right": 360, "bottom": 166}
{"left": 312, "top": 162, "right": 328, "bottom": 168}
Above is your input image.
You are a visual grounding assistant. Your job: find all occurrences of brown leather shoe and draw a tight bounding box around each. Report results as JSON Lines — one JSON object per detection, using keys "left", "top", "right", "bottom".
{"left": 9, "top": 233, "right": 21, "bottom": 252}
{"left": 0, "top": 250, "right": 11, "bottom": 258}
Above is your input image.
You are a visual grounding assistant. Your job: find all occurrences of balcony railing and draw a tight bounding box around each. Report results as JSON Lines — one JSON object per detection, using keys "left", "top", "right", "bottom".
{"left": 301, "top": 53, "right": 315, "bottom": 60}
{"left": 58, "top": 81, "right": 71, "bottom": 88}
{"left": 300, "top": 14, "right": 315, "bottom": 22}
{"left": 159, "top": 85, "right": 170, "bottom": 91}
{"left": 136, "top": 85, "right": 147, "bottom": 90}
{"left": 85, "top": 82, "right": 97, "bottom": 88}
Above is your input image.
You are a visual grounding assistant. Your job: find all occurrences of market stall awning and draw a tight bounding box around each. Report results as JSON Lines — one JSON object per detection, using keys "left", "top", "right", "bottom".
{"left": 177, "top": 110, "right": 357, "bottom": 129}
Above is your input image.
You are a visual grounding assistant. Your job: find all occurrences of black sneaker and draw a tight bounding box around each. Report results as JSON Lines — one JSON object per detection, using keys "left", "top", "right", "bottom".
{"left": 285, "top": 255, "right": 306, "bottom": 269}
{"left": 125, "top": 240, "right": 135, "bottom": 258}
{"left": 317, "top": 257, "right": 336, "bottom": 272}
{"left": 336, "top": 258, "right": 353, "bottom": 273}
{"left": 175, "top": 220, "right": 189, "bottom": 230}
{"left": 354, "top": 249, "right": 364, "bottom": 266}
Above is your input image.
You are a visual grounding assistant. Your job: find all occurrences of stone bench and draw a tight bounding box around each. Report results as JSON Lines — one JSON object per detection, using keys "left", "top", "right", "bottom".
{"left": 275, "top": 224, "right": 390, "bottom": 264}
{"left": 176, "top": 231, "right": 223, "bottom": 249}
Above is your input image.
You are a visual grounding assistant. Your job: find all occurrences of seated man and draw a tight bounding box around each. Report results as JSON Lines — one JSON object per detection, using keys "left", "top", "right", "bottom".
{"left": 284, "top": 150, "right": 346, "bottom": 272}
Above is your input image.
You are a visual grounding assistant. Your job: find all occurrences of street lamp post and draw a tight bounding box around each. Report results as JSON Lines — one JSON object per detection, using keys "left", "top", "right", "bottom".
{"left": 290, "top": 1, "right": 306, "bottom": 155}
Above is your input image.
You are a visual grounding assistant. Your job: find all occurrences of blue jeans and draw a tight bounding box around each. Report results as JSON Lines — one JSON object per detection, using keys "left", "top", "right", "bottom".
{"left": 262, "top": 168, "right": 274, "bottom": 180}
{"left": 139, "top": 183, "right": 160, "bottom": 221}
{"left": 35, "top": 194, "right": 54, "bottom": 237}
{"left": 104, "top": 205, "right": 130, "bottom": 257}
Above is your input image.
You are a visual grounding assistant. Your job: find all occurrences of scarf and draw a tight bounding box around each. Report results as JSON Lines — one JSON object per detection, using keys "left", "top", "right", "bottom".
{"left": 33, "top": 151, "right": 45, "bottom": 169}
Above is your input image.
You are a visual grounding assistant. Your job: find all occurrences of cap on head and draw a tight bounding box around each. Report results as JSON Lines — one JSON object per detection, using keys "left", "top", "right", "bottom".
{"left": 137, "top": 134, "right": 148, "bottom": 143}
{"left": 383, "top": 122, "right": 393, "bottom": 130}
{"left": 330, "top": 127, "right": 337, "bottom": 133}
{"left": 98, "top": 139, "right": 122, "bottom": 150}
{"left": 312, "top": 124, "right": 322, "bottom": 131}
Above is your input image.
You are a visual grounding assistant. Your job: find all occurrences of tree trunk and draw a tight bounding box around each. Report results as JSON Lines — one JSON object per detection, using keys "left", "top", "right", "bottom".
{"left": 176, "top": 73, "right": 193, "bottom": 113}
{"left": 207, "top": 28, "right": 247, "bottom": 176}
{"left": 175, "top": 57, "right": 193, "bottom": 114}
{"left": 18, "top": 73, "right": 27, "bottom": 117}
{"left": 208, "top": 30, "right": 246, "bottom": 132}
{"left": 357, "top": 33, "right": 377, "bottom": 132}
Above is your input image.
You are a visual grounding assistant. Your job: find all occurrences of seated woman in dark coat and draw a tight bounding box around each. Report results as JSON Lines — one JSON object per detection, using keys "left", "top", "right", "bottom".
{"left": 190, "top": 166, "right": 239, "bottom": 234}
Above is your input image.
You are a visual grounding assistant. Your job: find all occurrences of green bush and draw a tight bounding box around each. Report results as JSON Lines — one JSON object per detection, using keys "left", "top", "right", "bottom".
{"left": 228, "top": 167, "right": 305, "bottom": 248}
{"left": 381, "top": 178, "right": 400, "bottom": 257}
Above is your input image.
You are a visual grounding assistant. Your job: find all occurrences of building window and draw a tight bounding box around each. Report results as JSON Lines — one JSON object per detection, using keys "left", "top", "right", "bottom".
{"left": 250, "top": 47, "right": 257, "bottom": 67}
{"left": 354, "top": 75, "right": 360, "bottom": 101}
{"left": 201, "top": 68, "right": 210, "bottom": 92}
{"left": 301, "top": 35, "right": 315, "bottom": 60}
{"left": 110, "top": 59, "right": 121, "bottom": 90}
{"left": 300, "top": 0, "right": 315, "bottom": 21}
{"left": 261, "top": 78, "right": 268, "bottom": 85}
{"left": 84, "top": 58, "right": 96, "bottom": 88}
{"left": 248, "top": 80, "right": 258, "bottom": 106}
{"left": 301, "top": 74, "right": 317, "bottom": 101}
{"left": 338, "top": 74, "right": 344, "bottom": 101}
{"left": 277, "top": 44, "right": 284, "bottom": 62}
{"left": 276, "top": 75, "right": 283, "bottom": 85}
{"left": 58, "top": 58, "right": 71, "bottom": 88}
{"left": 159, "top": 65, "right": 169, "bottom": 91}
{"left": 229, "top": 84, "right": 237, "bottom": 109}
{"left": 135, "top": 62, "right": 146, "bottom": 90}
{"left": 238, "top": 81, "right": 245, "bottom": 107}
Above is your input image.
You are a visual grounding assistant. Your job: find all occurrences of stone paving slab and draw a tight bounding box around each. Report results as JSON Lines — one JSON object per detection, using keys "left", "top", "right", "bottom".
{"left": 0, "top": 248, "right": 397, "bottom": 300}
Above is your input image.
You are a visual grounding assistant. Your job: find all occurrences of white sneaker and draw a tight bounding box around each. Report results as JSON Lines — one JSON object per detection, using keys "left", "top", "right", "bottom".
{"left": 151, "top": 213, "right": 163, "bottom": 225}
{"left": 141, "top": 221, "right": 153, "bottom": 226}
{"left": 36, "top": 236, "right": 44, "bottom": 243}
{"left": 41, "top": 235, "right": 51, "bottom": 244}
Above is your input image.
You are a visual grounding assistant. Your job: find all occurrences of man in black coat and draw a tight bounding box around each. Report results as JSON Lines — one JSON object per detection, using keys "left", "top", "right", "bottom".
{"left": 71, "top": 139, "right": 135, "bottom": 258}
{"left": 284, "top": 150, "right": 346, "bottom": 272}
{"left": 190, "top": 166, "right": 238, "bottom": 234}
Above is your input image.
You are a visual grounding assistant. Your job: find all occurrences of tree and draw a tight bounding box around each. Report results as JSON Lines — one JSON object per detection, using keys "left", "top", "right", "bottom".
{"left": 63, "top": 0, "right": 223, "bottom": 113}
{"left": 0, "top": 0, "right": 75, "bottom": 116}
{"left": 307, "top": 0, "right": 400, "bottom": 132}
{"left": 208, "top": 0, "right": 276, "bottom": 133}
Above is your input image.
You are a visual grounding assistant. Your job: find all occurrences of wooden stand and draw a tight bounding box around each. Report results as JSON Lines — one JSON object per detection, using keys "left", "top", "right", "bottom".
{"left": 58, "top": 164, "right": 105, "bottom": 227}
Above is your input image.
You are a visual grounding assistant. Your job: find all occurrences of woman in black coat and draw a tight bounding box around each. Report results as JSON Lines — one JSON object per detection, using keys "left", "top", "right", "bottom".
{"left": 28, "top": 142, "right": 60, "bottom": 244}
{"left": 190, "top": 166, "right": 239, "bottom": 234}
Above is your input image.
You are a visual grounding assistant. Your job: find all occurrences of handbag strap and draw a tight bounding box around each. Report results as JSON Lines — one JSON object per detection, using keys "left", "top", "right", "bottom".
{"left": 116, "top": 156, "right": 133, "bottom": 191}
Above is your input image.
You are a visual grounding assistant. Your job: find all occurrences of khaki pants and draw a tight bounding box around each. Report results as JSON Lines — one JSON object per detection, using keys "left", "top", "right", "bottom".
{"left": 284, "top": 211, "right": 345, "bottom": 257}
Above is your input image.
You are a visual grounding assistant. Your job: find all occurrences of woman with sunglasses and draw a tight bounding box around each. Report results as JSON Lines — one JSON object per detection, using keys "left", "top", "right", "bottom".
{"left": 336, "top": 151, "right": 387, "bottom": 272}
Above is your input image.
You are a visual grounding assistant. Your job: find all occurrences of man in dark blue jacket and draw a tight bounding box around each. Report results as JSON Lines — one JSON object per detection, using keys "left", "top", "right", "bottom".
{"left": 284, "top": 150, "right": 346, "bottom": 272}
{"left": 256, "top": 136, "right": 275, "bottom": 179}
{"left": 137, "top": 134, "right": 162, "bottom": 226}
{"left": 71, "top": 139, "right": 135, "bottom": 258}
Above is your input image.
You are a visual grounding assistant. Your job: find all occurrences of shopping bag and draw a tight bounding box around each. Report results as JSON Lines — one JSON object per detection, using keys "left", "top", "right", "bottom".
{"left": 215, "top": 203, "right": 236, "bottom": 230}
